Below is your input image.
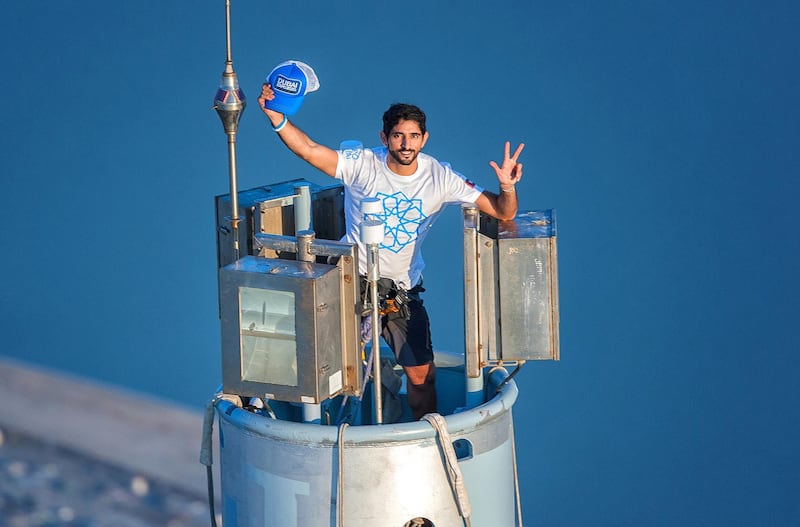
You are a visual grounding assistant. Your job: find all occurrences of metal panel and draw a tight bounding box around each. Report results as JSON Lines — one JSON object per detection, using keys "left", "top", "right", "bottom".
{"left": 496, "top": 235, "right": 559, "bottom": 361}
{"left": 475, "top": 210, "right": 560, "bottom": 362}
{"left": 220, "top": 256, "right": 353, "bottom": 403}
{"left": 311, "top": 185, "right": 346, "bottom": 241}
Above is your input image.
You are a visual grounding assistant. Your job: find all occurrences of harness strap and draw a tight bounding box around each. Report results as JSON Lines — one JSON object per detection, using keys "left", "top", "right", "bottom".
{"left": 422, "top": 413, "right": 472, "bottom": 525}
{"left": 360, "top": 276, "right": 424, "bottom": 319}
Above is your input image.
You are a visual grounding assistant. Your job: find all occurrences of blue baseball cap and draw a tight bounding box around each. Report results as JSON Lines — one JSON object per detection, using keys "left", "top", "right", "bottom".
{"left": 265, "top": 60, "right": 320, "bottom": 116}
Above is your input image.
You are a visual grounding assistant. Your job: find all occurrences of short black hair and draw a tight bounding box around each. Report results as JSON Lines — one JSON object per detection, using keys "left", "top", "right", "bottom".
{"left": 382, "top": 103, "right": 427, "bottom": 137}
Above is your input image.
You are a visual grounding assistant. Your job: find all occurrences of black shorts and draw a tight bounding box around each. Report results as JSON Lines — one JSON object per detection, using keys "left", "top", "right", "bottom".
{"left": 381, "top": 295, "right": 434, "bottom": 367}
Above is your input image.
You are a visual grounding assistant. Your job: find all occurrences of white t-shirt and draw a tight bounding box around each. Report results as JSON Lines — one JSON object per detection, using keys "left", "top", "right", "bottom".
{"left": 335, "top": 145, "right": 484, "bottom": 289}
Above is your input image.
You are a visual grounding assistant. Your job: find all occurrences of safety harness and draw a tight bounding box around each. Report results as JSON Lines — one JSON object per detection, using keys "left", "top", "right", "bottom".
{"left": 359, "top": 277, "right": 425, "bottom": 320}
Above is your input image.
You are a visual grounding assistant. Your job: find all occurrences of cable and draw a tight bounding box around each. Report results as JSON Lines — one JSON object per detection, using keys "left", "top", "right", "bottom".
{"left": 206, "top": 465, "right": 218, "bottom": 527}
{"left": 510, "top": 417, "right": 523, "bottom": 526}
{"left": 337, "top": 422, "right": 350, "bottom": 527}
{"left": 493, "top": 362, "right": 525, "bottom": 395}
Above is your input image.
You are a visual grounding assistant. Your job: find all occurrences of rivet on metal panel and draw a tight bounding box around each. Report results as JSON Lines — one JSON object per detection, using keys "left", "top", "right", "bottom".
{"left": 343, "top": 256, "right": 352, "bottom": 264}
{"left": 317, "top": 303, "right": 328, "bottom": 312}
{"left": 344, "top": 274, "right": 353, "bottom": 284}
{"left": 484, "top": 240, "right": 493, "bottom": 248}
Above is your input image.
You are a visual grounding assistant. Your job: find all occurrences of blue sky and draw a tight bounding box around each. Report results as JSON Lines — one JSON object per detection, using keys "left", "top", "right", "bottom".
{"left": 1, "top": 1, "right": 798, "bottom": 525}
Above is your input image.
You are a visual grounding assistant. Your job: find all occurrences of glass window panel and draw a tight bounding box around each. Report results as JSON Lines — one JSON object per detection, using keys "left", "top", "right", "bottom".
{"left": 239, "top": 287, "right": 298, "bottom": 387}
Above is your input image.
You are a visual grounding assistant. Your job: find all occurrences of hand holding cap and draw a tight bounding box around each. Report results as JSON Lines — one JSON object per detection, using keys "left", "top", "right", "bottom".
{"left": 264, "top": 60, "right": 320, "bottom": 116}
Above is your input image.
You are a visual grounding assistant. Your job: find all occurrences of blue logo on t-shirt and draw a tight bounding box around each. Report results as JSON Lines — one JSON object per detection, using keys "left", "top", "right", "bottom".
{"left": 374, "top": 191, "right": 426, "bottom": 253}
{"left": 340, "top": 140, "right": 363, "bottom": 160}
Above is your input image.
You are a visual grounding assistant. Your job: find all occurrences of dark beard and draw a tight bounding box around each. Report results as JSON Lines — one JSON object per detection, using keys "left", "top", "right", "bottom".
{"left": 387, "top": 148, "right": 418, "bottom": 166}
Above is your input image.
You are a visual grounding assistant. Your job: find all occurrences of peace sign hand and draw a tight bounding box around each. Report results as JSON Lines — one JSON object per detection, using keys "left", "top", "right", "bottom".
{"left": 489, "top": 141, "right": 525, "bottom": 189}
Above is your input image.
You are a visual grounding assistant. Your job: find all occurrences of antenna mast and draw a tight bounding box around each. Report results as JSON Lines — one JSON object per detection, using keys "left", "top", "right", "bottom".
{"left": 213, "top": 0, "right": 246, "bottom": 260}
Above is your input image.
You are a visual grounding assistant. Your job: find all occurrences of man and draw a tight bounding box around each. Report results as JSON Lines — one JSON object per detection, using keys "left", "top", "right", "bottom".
{"left": 259, "top": 84, "right": 524, "bottom": 420}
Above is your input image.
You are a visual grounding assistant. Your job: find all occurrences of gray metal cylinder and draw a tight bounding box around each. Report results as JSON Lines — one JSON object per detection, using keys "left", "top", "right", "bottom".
{"left": 216, "top": 370, "right": 519, "bottom": 526}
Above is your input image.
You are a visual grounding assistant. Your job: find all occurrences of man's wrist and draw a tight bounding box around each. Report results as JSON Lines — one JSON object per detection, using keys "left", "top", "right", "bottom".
{"left": 500, "top": 184, "right": 516, "bottom": 193}
{"left": 271, "top": 114, "right": 288, "bottom": 132}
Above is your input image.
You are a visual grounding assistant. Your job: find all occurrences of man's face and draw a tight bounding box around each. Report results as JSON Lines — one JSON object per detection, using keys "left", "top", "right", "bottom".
{"left": 381, "top": 119, "right": 429, "bottom": 167}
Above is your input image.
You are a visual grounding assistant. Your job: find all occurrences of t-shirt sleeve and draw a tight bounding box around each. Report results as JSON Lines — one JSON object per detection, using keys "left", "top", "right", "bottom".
{"left": 445, "top": 166, "right": 484, "bottom": 204}
{"left": 335, "top": 142, "right": 368, "bottom": 185}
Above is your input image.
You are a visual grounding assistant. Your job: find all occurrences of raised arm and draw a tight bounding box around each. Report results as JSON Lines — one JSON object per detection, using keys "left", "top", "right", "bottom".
{"left": 258, "top": 83, "right": 339, "bottom": 178}
{"left": 475, "top": 141, "right": 524, "bottom": 221}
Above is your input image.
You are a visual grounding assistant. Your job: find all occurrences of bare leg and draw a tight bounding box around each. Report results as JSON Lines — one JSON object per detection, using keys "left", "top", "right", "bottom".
{"left": 404, "top": 362, "right": 437, "bottom": 420}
